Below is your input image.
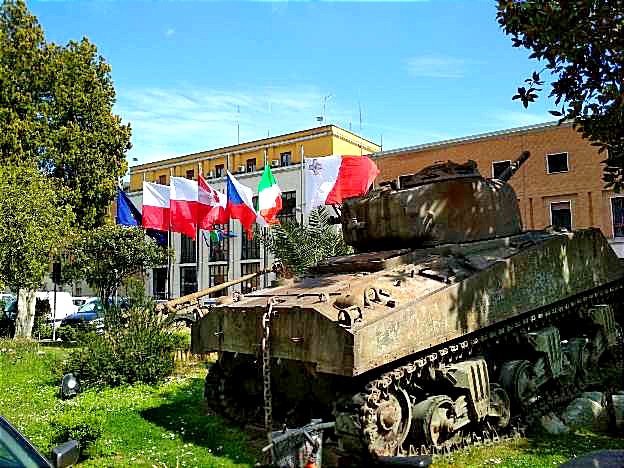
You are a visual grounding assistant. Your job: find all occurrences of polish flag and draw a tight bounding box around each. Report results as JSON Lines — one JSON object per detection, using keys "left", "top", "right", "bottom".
{"left": 142, "top": 181, "right": 170, "bottom": 232}
{"left": 198, "top": 174, "right": 228, "bottom": 231}
{"left": 170, "top": 176, "right": 199, "bottom": 239}
{"left": 226, "top": 171, "right": 268, "bottom": 239}
{"left": 304, "top": 155, "right": 379, "bottom": 213}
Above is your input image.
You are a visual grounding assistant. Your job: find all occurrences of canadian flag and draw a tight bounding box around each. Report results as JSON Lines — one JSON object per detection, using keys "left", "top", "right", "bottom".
{"left": 170, "top": 177, "right": 199, "bottom": 239}
{"left": 198, "top": 174, "right": 228, "bottom": 230}
{"left": 142, "top": 181, "right": 170, "bottom": 232}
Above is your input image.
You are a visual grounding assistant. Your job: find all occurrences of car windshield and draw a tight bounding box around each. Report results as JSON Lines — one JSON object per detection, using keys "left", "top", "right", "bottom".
{"left": 0, "top": 418, "right": 50, "bottom": 468}
{"left": 77, "top": 302, "right": 98, "bottom": 313}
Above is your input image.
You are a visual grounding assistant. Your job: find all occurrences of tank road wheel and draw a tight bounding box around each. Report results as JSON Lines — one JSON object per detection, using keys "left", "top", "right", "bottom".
{"left": 500, "top": 360, "right": 536, "bottom": 407}
{"left": 412, "top": 395, "right": 455, "bottom": 448}
{"left": 488, "top": 384, "right": 511, "bottom": 430}
{"left": 368, "top": 387, "right": 412, "bottom": 456}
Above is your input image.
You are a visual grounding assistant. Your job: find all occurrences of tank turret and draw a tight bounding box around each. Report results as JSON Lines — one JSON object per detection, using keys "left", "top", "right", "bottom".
{"left": 340, "top": 151, "right": 530, "bottom": 252}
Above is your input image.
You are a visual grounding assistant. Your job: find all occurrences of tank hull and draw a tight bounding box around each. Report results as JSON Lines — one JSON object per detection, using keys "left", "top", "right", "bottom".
{"left": 192, "top": 229, "right": 623, "bottom": 376}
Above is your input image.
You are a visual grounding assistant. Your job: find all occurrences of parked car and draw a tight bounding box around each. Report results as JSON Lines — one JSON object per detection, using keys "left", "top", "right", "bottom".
{"left": 0, "top": 415, "right": 79, "bottom": 467}
{"left": 71, "top": 296, "right": 98, "bottom": 309}
{"left": 60, "top": 300, "right": 105, "bottom": 331}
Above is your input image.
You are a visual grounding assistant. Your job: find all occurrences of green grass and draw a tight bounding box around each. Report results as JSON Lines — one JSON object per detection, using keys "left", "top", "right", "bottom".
{"left": 0, "top": 338, "right": 257, "bottom": 468}
{"left": 2, "top": 337, "right": 624, "bottom": 468}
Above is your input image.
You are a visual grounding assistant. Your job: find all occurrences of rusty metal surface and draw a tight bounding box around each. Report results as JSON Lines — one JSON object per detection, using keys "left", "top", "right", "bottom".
{"left": 192, "top": 228, "right": 624, "bottom": 377}
{"left": 340, "top": 152, "right": 530, "bottom": 253}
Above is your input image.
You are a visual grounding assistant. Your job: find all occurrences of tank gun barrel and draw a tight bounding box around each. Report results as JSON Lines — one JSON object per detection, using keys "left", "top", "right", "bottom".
{"left": 496, "top": 150, "right": 530, "bottom": 183}
{"left": 157, "top": 269, "right": 271, "bottom": 314}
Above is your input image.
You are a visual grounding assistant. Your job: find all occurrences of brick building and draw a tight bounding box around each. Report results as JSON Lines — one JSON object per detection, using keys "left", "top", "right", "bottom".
{"left": 373, "top": 121, "right": 624, "bottom": 257}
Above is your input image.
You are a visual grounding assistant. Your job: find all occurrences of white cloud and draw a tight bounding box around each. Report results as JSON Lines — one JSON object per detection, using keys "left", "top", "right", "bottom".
{"left": 406, "top": 55, "right": 478, "bottom": 79}
{"left": 116, "top": 86, "right": 332, "bottom": 164}
{"left": 165, "top": 28, "right": 175, "bottom": 37}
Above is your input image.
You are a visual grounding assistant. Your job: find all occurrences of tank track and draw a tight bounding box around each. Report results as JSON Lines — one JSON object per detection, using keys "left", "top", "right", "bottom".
{"left": 334, "top": 279, "right": 624, "bottom": 459}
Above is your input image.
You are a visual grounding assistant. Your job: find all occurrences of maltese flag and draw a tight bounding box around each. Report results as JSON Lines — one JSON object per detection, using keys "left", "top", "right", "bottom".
{"left": 304, "top": 155, "right": 379, "bottom": 213}
{"left": 198, "top": 174, "right": 228, "bottom": 231}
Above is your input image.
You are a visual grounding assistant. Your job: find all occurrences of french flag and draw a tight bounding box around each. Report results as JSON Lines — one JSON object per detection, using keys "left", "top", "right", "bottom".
{"left": 226, "top": 171, "right": 268, "bottom": 239}
{"left": 171, "top": 177, "right": 199, "bottom": 239}
{"left": 142, "top": 181, "right": 170, "bottom": 232}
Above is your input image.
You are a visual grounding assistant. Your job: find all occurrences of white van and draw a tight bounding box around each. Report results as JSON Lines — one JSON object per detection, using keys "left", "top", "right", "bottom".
{"left": 36, "top": 291, "right": 77, "bottom": 328}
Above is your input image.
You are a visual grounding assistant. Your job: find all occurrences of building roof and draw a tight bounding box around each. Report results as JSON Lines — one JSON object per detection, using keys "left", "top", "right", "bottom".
{"left": 130, "top": 125, "right": 380, "bottom": 173}
{"left": 374, "top": 121, "right": 570, "bottom": 159}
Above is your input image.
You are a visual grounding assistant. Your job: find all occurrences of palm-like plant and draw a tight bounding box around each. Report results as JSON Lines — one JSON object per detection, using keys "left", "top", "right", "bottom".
{"left": 261, "top": 208, "right": 352, "bottom": 276}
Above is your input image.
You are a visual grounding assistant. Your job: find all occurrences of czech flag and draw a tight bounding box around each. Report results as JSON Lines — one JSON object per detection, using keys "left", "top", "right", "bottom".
{"left": 226, "top": 171, "right": 268, "bottom": 239}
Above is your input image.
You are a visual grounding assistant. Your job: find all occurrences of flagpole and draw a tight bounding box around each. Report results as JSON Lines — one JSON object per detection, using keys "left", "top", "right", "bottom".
{"left": 300, "top": 145, "right": 305, "bottom": 224}
{"left": 168, "top": 167, "right": 174, "bottom": 299}
{"left": 197, "top": 162, "right": 202, "bottom": 291}
{"left": 263, "top": 149, "right": 268, "bottom": 289}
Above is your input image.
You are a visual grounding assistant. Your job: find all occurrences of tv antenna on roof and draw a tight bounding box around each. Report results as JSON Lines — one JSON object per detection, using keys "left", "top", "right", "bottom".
{"left": 316, "top": 94, "right": 333, "bottom": 124}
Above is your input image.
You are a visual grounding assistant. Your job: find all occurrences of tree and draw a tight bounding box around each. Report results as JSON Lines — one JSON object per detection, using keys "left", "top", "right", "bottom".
{"left": 497, "top": 0, "right": 624, "bottom": 190}
{"left": 0, "top": 164, "right": 74, "bottom": 337}
{"left": 0, "top": 0, "right": 132, "bottom": 229}
{"left": 65, "top": 225, "right": 169, "bottom": 309}
{"left": 261, "top": 208, "right": 352, "bottom": 276}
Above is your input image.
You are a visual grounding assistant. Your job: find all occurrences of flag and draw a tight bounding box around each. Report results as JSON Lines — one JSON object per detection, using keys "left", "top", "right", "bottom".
{"left": 142, "top": 181, "right": 170, "bottom": 232}
{"left": 304, "top": 155, "right": 379, "bottom": 213}
{"left": 257, "top": 165, "right": 282, "bottom": 224}
{"left": 118, "top": 188, "right": 167, "bottom": 246}
{"left": 226, "top": 171, "right": 268, "bottom": 239}
{"left": 170, "top": 176, "right": 199, "bottom": 240}
{"left": 198, "top": 174, "right": 229, "bottom": 231}
{"left": 116, "top": 189, "right": 141, "bottom": 226}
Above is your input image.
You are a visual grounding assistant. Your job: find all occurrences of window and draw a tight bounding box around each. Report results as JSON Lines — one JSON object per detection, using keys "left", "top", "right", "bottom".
{"left": 241, "top": 262, "right": 260, "bottom": 294}
{"left": 612, "top": 197, "right": 624, "bottom": 237}
{"left": 158, "top": 174, "right": 167, "bottom": 185}
{"left": 215, "top": 164, "right": 224, "bottom": 178}
{"left": 246, "top": 158, "right": 256, "bottom": 173}
{"left": 546, "top": 152, "right": 569, "bottom": 174}
{"left": 280, "top": 151, "right": 291, "bottom": 167}
{"left": 186, "top": 169, "right": 194, "bottom": 180}
{"left": 209, "top": 224, "right": 229, "bottom": 262}
{"left": 209, "top": 265, "right": 229, "bottom": 297}
{"left": 241, "top": 233, "right": 260, "bottom": 259}
{"left": 278, "top": 191, "right": 297, "bottom": 224}
{"left": 180, "top": 234, "right": 196, "bottom": 263}
{"left": 180, "top": 266, "right": 197, "bottom": 296}
{"left": 152, "top": 267, "right": 167, "bottom": 300}
{"left": 492, "top": 160, "right": 511, "bottom": 179}
{"left": 550, "top": 201, "right": 572, "bottom": 231}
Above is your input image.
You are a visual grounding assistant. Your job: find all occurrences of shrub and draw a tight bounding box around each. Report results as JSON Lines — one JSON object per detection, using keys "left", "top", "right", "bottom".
{"left": 50, "top": 411, "right": 103, "bottom": 451}
{"left": 64, "top": 302, "right": 179, "bottom": 387}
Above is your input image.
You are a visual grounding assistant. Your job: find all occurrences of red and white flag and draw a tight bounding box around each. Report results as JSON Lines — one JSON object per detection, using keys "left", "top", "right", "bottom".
{"left": 198, "top": 174, "right": 228, "bottom": 230}
{"left": 170, "top": 176, "right": 199, "bottom": 239}
{"left": 142, "top": 181, "right": 170, "bottom": 232}
{"left": 304, "top": 155, "right": 379, "bottom": 213}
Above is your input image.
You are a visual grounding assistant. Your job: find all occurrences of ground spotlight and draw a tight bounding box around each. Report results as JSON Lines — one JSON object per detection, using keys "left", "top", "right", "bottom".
{"left": 60, "top": 373, "right": 80, "bottom": 399}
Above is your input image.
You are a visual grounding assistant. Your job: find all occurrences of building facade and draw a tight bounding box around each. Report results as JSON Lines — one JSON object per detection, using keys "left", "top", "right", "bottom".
{"left": 127, "top": 125, "right": 380, "bottom": 299}
{"left": 373, "top": 121, "right": 624, "bottom": 257}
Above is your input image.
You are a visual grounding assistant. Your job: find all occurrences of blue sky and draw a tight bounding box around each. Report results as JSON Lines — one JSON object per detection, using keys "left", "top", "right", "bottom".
{"left": 29, "top": 0, "right": 557, "bottom": 165}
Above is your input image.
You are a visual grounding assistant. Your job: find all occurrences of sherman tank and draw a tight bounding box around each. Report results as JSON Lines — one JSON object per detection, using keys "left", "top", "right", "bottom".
{"left": 191, "top": 151, "right": 624, "bottom": 459}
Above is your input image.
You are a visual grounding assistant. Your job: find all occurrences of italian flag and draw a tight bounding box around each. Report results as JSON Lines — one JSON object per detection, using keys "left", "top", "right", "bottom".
{"left": 257, "top": 165, "right": 282, "bottom": 224}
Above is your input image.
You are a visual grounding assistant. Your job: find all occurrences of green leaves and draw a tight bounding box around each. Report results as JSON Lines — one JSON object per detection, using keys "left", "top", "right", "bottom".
{"left": 0, "top": 0, "right": 131, "bottom": 229}
{"left": 0, "top": 164, "right": 74, "bottom": 291}
{"left": 497, "top": 0, "right": 624, "bottom": 188}
{"left": 64, "top": 224, "right": 170, "bottom": 307}
{"left": 261, "top": 207, "right": 353, "bottom": 276}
